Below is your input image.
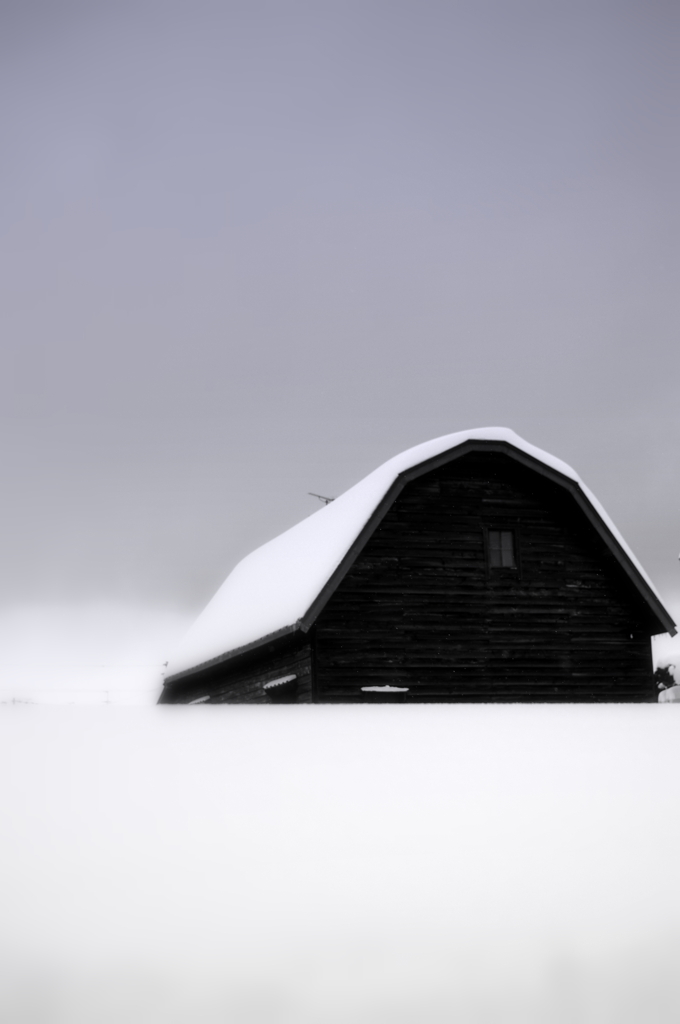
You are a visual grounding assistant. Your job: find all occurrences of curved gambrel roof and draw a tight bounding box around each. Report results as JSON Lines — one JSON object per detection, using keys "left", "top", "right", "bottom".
{"left": 166, "top": 428, "right": 676, "bottom": 682}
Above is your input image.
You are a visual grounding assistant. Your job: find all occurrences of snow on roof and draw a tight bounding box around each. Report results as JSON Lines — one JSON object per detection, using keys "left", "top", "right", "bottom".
{"left": 166, "top": 427, "right": 672, "bottom": 680}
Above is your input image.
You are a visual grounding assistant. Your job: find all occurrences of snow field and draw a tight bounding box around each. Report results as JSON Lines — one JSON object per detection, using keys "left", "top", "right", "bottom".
{"left": 1, "top": 704, "right": 680, "bottom": 1021}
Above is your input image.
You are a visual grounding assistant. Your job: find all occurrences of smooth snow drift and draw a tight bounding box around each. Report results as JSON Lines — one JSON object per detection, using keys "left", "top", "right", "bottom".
{"left": 167, "top": 428, "right": 672, "bottom": 680}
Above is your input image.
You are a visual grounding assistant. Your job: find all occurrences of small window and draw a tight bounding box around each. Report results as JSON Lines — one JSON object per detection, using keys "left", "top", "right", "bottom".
{"left": 488, "top": 530, "right": 516, "bottom": 568}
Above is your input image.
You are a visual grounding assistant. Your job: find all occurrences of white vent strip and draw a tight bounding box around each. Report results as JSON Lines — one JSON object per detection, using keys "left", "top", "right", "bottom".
{"left": 188, "top": 695, "right": 211, "bottom": 704}
{"left": 262, "top": 674, "right": 297, "bottom": 691}
{"left": 361, "top": 685, "right": 409, "bottom": 693}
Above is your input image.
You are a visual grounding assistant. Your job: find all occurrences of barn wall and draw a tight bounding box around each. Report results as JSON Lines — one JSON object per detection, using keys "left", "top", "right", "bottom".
{"left": 314, "top": 452, "right": 657, "bottom": 702}
{"left": 161, "top": 639, "right": 313, "bottom": 704}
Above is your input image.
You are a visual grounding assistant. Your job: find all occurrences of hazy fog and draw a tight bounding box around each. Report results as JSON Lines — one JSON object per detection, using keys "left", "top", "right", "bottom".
{"left": 1, "top": 0, "right": 678, "bottom": 632}
{"left": 1, "top": 11, "right": 679, "bottom": 1020}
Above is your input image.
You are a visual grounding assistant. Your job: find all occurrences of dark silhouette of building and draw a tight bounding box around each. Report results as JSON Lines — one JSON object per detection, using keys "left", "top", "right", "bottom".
{"left": 161, "top": 429, "right": 675, "bottom": 703}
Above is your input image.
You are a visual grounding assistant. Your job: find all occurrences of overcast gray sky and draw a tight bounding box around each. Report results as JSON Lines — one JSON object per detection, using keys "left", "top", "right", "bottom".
{"left": 1, "top": 0, "right": 678, "bottom": 620}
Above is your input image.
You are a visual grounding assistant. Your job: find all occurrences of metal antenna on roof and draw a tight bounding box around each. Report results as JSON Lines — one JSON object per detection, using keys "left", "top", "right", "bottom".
{"left": 308, "top": 492, "right": 335, "bottom": 505}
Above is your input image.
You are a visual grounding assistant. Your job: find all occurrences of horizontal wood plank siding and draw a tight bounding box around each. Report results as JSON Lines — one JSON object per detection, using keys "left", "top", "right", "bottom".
{"left": 160, "top": 638, "right": 313, "bottom": 704}
{"left": 314, "top": 452, "right": 657, "bottom": 702}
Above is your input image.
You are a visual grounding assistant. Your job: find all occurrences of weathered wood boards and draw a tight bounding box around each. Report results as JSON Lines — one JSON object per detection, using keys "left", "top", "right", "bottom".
{"left": 160, "top": 636, "right": 313, "bottom": 704}
{"left": 314, "top": 452, "right": 656, "bottom": 702}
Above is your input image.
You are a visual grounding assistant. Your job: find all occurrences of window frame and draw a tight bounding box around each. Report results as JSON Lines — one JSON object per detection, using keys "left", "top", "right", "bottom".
{"left": 483, "top": 525, "right": 521, "bottom": 577}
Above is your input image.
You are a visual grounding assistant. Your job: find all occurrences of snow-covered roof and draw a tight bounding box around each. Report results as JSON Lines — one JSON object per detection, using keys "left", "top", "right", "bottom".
{"left": 166, "top": 427, "right": 675, "bottom": 681}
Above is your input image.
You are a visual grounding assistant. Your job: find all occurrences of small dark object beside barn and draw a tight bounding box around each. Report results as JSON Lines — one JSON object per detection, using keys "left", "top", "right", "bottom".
{"left": 161, "top": 429, "right": 675, "bottom": 703}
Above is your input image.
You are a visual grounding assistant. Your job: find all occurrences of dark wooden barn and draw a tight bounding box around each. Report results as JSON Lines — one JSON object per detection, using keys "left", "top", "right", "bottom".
{"left": 160, "top": 429, "right": 675, "bottom": 703}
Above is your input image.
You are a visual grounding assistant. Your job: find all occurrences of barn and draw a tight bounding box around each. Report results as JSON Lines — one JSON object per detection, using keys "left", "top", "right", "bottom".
{"left": 160, "top": 428, "right": 675, "bottom": 703}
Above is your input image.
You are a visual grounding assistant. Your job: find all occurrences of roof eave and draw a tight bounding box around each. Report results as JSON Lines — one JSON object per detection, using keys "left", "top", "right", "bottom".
{"left": 163, "top": 620, "right": 307, "bottom": 688}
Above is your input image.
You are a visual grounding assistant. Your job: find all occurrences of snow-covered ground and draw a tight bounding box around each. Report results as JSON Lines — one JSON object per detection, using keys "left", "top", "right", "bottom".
{"left": 1, "top": 704, "right": 680, "bottom": 1022}
{"left": 1, "top": 601, "right": 679, "bottom": 1018}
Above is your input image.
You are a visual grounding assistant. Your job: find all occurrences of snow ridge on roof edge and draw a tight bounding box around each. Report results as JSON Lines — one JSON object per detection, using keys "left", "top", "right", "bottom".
{"left": 166, "top": 428, "right": 672, "bottom": 679}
